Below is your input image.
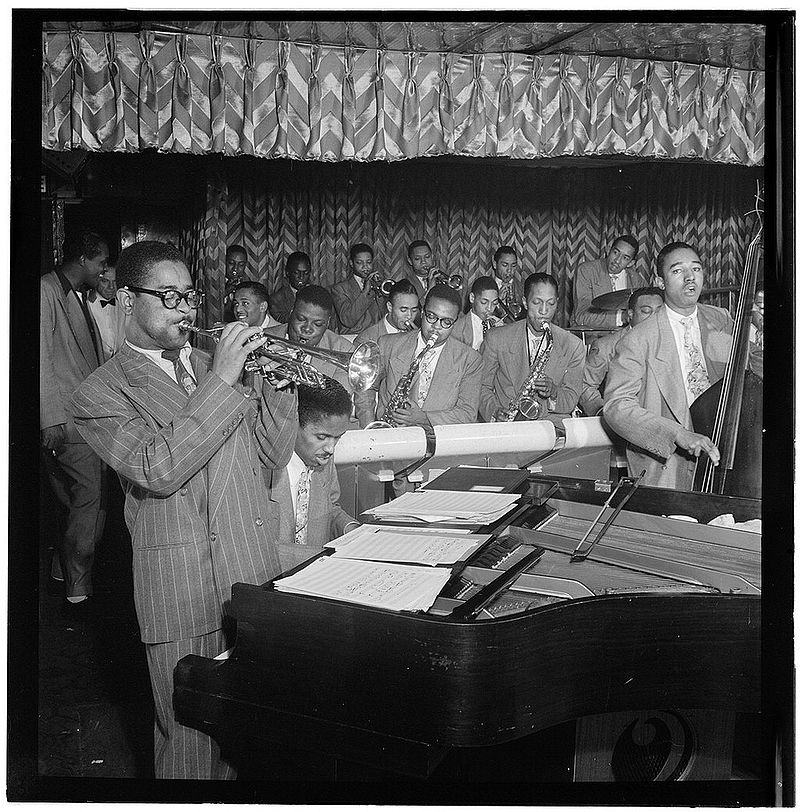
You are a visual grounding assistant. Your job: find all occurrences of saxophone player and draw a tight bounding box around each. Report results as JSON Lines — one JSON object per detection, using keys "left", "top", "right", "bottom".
{"left": 479, "top": 273, "right": 585, "bottom": 429}
{"left": 354, "top": 284, "right": 483, "bottom": 429}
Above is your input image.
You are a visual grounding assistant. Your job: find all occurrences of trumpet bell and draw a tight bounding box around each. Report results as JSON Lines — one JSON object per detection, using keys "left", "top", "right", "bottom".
{"left": 346, "top": 340, "right": 382, "bottom": 391}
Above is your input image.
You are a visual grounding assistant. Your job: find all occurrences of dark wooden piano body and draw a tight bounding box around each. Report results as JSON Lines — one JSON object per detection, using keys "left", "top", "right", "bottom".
{"left": 174, "top": 477, "right": 761, "bottom": 781}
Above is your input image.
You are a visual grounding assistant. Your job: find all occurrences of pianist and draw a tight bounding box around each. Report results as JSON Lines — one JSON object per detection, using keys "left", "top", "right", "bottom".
{"left": 71, "top": 241, "right": 298, "bottom": 780}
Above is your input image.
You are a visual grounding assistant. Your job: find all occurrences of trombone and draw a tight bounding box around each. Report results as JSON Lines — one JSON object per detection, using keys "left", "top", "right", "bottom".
{"left": 428, "top": 269, "right": 463, "bottom": 290}
{"left": 179, "top": 321, "right": 382, "bottom": 391}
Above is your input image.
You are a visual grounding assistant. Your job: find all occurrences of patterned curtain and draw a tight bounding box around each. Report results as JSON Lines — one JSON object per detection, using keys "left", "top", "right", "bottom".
{"left": 182, "top": 160, "right": 761, "bottom": 326}
{"left": 42, "top": 29, "right": 764, "bottom": 167}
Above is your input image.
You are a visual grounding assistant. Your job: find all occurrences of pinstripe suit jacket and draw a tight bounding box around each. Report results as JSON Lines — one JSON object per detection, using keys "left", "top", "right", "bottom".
{"left": 71, "top": 344, "right": 297, "bottom": 643}
{"left": 40, "top": 271, "right": 102, "bottom": 441}
{"left": 263, "top": 459, "right": 355, "bottom": 571}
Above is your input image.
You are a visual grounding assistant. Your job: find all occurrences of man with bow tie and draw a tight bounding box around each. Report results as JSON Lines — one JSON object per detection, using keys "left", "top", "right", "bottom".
{"left": 86, "top": 264, "right": 126, "bottom": 360}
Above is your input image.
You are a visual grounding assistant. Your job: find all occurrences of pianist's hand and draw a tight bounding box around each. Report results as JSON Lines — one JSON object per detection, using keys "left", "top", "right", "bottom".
{"left": 212, "top": 322, "right": 269, "bottom": 387}
{"left": 675, "top": 427, "right": 720, "bottom": 465}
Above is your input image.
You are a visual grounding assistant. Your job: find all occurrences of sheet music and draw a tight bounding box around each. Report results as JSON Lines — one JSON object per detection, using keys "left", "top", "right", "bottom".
{"left": 325, "top": 523, "right": 471, "bottom": 550}
{"left": 274, "top": 557, "right": 452, "bottom": 612}
{"left": 367, "top": 490, "right": 519, "bottom": 523}
{"left": 331, "top": 531, "right": 488, "bottom": 566}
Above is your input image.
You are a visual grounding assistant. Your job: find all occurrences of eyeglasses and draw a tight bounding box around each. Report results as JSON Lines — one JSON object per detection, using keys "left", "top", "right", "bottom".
{"left": 123, "top": 286, "right": 205, "bottom": 309}
{"left": 422, "top": 310, "right": 455, "bottom": 329}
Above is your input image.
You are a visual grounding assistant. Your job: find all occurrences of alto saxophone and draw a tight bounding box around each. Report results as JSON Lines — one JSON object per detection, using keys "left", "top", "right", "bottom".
{"left": 365, "top": 332, "right": 439, "bottom": 429}
{"left": 497, "top": 322, "right": 554, "bottom": 422}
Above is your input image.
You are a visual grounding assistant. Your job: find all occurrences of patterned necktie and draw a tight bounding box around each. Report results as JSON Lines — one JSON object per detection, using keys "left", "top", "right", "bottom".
{"left": 680, "top": 317, "right": 710, "bottom": 399}
{"left": 482, "top": 319, "right": 491, "bottom": 336}
{"left": 609, "top": 273, "right": 622, "bottom": 291}
{"left": 161, "top": 349, "right": 197, "bottom": 395}
{"left": 416, "top": 349, "right": 435, "bottom": 407}
{"left": 294, "top": 467, "right": 311, "bottom": 545}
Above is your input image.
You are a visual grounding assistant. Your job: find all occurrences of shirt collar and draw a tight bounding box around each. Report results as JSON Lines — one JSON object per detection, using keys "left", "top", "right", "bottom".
{"left": 125, "top": 339, "right": 192, "bottom": 364}
{"left": 384, "top": 316, "right": 399, "bottom": 333}
{"left": 665, "top": 304, "right": 698, "bottom": 324}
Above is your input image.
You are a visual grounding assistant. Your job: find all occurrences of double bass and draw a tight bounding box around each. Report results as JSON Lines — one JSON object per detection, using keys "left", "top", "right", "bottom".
{"left": 690, "top": 189, "right": 763, "bottom": 498}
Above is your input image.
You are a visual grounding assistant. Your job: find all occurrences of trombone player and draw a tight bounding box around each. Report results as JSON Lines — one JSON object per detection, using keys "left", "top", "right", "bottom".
{"left": 71, "top": 241, "right": 298, "bottom": 780}
{"left": 450, "top": 276, "right": 501, "bottom": 351}
{"left": 480, "top": 272, "right": 585, "bottom": 430}
{"left": 330, "top": 243, "right": 386, "bottom": 334}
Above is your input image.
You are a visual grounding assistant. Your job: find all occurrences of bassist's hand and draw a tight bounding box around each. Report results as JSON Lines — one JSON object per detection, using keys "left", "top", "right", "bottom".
{"left": 675, "top": 427, "right": 720, "bottom": 465}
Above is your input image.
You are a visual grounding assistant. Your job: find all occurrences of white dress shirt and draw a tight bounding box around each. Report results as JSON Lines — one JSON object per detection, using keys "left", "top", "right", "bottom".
{"left": 414, "top": 332, "right": 445, "bottom": 374}
{"left": 468, "top": 310, "right": 486, "bottom": 351}
{"left": 664, "top": 305, "right": 707, "bottom": 406}
{"left": 87, "top": 295, "right": 121, "bottom": 359}
{"left": 609, "top": 269, "right": 628, "bottom": 327}
{"left": 260, "top": 312, "right": 280, "bottom": 329}
{"left": 383, "top": 316, "right": 400, "bottom": 334}
{"left": 126, "top": 340, "right": 194, "bottom": 385}
{"left": 285, "top": 451, "right": 308, "bottom": 515}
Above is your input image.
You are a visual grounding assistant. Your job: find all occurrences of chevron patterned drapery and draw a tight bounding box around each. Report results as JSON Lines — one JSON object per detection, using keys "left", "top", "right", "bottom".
{"left": 181, "top": 160, "right": 760, "bottom": 327}
{"left": 42, "top": 30, "right": 764, "bottom": 166}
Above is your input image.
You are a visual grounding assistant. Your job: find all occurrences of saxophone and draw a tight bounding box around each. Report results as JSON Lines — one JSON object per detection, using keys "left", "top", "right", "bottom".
{"left": 365, "top": 331, "right": 439, "bottom": 429}
{"left": 496, "top": 322, "right": 554, "bottom": 422}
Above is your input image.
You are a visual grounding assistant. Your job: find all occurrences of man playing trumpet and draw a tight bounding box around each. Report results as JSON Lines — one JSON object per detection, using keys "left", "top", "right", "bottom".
{"left": 450, "top": 276, "right": 501, "bottom": 351}
{"left": 480, "top": 272, "right": 585, "bottom": 429}
{"left": 330, "top": 242, "right": 386, "bottom": 334}
{"left": 71, "top": 241, "right": 298, "bottom": 780}
{"left": 355, "top": 284, "right": 483, "bottom": 429}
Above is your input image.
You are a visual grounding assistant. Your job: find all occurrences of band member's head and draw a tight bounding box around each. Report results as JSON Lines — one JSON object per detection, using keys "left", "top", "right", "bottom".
{"left": 225, "top": 245, "right": 248, "bottom": 284}
{"left": 63, "top": 230, "right": 110, "bottom": 289}
{"left": 233, "top": 281, "right": 270, "bottom": 327}
{"left": 385, "top": 279, "right": 420, "bottom": 331}
{"left": 285, "top": 251, "right": 312, "bottom": 290}
{"left": 627, "top": 286, "right": 664, "bottom": 327}
{"left": 117, "top": 241, "right": 201, "bottom": 351}
{"left": 406, "top": 240, "right": 434, "bottom": 278}
{"left": 469, "top": 276, "right": 500, "bottom": 320}
{"left": 349, "top": 243, "right": 374, "bottom": 281}
{"left": 421, "top": 284, "right": 461, "bottom": 347}
{"left": 655, "top": 241, "right": 703, "bottom": 314}
{"left": 95, "top": 264, "right": 117, "bottom": 301}
{"left": 295, "top": 380, "right": 352, "bottom": 470}
{"left": 288, "top": 285, "right": 333, "bottom": 347}
{"left": 523, "top": 273, "right": 558, "bottom": 333}
{"left": 607, "top": 235, "right": 638, "bottom": 276}
{"left": 492, "top": 246, "right": 517, "bottom": 283}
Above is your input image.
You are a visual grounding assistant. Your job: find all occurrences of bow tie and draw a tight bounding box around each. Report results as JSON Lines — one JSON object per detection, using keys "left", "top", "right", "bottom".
{"left": 100, "top": 298, "right": 116, "bottom": 307}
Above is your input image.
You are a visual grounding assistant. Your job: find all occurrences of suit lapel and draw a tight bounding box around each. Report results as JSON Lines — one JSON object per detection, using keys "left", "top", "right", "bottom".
{"left": 58, "top": 284, "right": 99, "bottom": 369}
{"left": 511, "top": 321, "right": 529, "bottom": 383}
{"left": 652, "top": 310, "right": 689, "bottom": 422}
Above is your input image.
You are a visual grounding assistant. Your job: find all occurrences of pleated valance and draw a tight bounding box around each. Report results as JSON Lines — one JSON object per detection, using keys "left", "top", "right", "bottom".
{"left": 42, "top": 29, "right": 765, "bottom": 166}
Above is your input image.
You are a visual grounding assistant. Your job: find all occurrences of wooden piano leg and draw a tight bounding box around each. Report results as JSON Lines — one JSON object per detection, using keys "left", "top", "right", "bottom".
{"left": 573, "top": 709, "right": 738, "bottom": 781}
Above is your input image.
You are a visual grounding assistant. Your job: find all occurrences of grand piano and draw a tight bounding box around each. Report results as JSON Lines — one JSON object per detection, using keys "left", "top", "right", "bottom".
{"left": 174, "top": 423, "right": 763, "bottom": 792}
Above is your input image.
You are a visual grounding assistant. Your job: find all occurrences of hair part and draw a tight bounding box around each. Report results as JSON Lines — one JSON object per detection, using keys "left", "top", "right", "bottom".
{"left": 294, "top": 284, "right": 333, "bottom": 314}
{"left": 297, "top": 379, "right": 352, "bottom": 427}
{"left": 116, "top": 241, "right": 188, "bottom": 289}
{"left": 425, "top": 283, "right": 461, "bottom": 313}
{"left": 234, "top": 280, "right": 269, "bottom": 303}
{"left": 613, "top": 234, "right": 639, "bottom": 257}
{"left": 349, "top": 243, "right": 373, "bottom": 261}
{"left": 388, "top": 278, "right": 418, "bottom": 303}
{"left": 471, "top": 275, "right": 499, "bottom": 297}
{"left": 524, "top": 272, "right": 559, "bottom": 300}
{"left": 655, "top": 241, "right": 698, "bottom": 278}
{"left": 62, "top": 231, "right": 109, "bottom": 264}
{"left": 628, "top": 286, "right": 665, "bottom": 310}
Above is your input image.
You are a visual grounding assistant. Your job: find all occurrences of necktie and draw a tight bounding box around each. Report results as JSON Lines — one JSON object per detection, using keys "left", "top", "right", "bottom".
{"left": 680, "top": 317, "right": 710, "bottom": 400}
{"left": 482, "top": 319, "right": 491, "bottom": 336}
{"left": 161, "top": 349, "right": 197, "bottom": 395}
{"left": 609, "top": 273, "right": 622, "bottom": 291}
{"left": 294, "top": 467, "right": 311, "bottom": 544}
{"left": 416, "top": 349, "right": 434, "bottom": 407}
{"left": 100, "top": 298, "right": 116, "bottom": 307}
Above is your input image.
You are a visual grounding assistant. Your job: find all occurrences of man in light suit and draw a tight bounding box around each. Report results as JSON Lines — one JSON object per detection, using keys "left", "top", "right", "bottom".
{"left": 355, "top": 278, "right": 420, "bottom": 345}
{"left": 41, "top": 230, "right": 110, "bottom": 605}
{"left": 580, "top": 286, "right": 664, "bottom": 416}
{"left": 330, "top": 243, "right": 385, "bottom": 334}
{"left": 603, "top": 242, "right": 732, "bottom": 490}
{"left": 263, "top": 285, "right": 356, "bottom": 396}
{"left": 355, "top": 284, "right": 483, "bottom": 429}
{"left": 72, "top": 241, "right": 298, "bottom": 780}
{"left": 450, "top": 276, "right": 501, "bottom": 351}
{"left": 571, "top": 235, "right": 648, "bottom": 332}
{"left": 480, "top": 273, "right": 585, "bottom": 429}
{"left": 269, "top": 251, "right": 313, "bottom": 324}
{"left": 265, "top": 380, "right": 359, "bottom": 571}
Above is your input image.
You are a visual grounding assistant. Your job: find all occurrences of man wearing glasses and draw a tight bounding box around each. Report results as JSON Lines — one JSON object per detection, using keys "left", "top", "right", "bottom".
{"left": 71, "top": 241, "right": 298, "bottom": 780}
{"left": 355, "top": 284, "right": 483, "bottom": 429}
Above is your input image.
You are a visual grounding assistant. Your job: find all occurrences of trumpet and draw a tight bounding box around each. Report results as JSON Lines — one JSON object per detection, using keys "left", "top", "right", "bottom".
{"left": 492, "top": 298, "right": 521, "bottom": 325}
{"left": 179, "top": 321, "right": 381, "bottom": 391}
{"left": 428, "top": 269, "right": 463, "bottom": 290}
{"left": 367, "top": 273, "right": 395, "bottom": 298}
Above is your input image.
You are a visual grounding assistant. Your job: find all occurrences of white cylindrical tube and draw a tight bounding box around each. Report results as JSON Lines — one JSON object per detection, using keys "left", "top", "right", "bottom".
{"left": 432, "top": 421, "right": 557, "bottom": 457}
{"left": 562, "top": 416, "right": 615, "bottom": 449}
{"left": 334, "top": 426, "right": 428, "bottom": 465}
